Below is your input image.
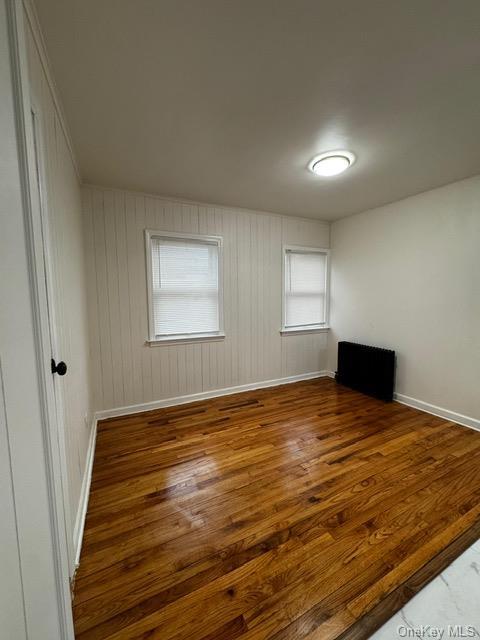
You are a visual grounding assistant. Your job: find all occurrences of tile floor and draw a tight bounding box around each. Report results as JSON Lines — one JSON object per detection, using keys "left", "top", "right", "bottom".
{"left": 371, "top": 540, "right": 480, "bottom": 639}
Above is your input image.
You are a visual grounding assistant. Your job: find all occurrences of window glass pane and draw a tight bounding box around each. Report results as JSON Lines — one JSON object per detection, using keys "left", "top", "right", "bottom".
{"left": 285, "top": 250, "right": 326, "bottom": 327}
{"left": 151, "top": 237, "right": 219, "bottom": 336}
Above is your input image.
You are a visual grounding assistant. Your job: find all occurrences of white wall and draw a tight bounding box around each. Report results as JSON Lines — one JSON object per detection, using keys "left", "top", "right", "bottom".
{"left": 1, "top": 4, "right": 33, "bottom": 635}
{"left": 24, "top": 3, "right": 93, "bottom": 560}
{"left": 328, "top": 176, "right": 480, "bottom": 421}
{"left": 1, "top": 0, "right": 70, "bottom": 636}
{"left": 82, "top": 185, "right": 330, "bottom": 412}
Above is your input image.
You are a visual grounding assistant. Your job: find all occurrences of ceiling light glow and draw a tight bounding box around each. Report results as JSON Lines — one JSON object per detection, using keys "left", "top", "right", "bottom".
{"left": 309, "top": 150, "right": 356, "bottom": 177}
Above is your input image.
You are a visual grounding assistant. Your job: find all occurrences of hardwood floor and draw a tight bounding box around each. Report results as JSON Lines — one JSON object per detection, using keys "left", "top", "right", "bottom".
{"left": 73, "top": 378, "right": 480, "bottom": 639}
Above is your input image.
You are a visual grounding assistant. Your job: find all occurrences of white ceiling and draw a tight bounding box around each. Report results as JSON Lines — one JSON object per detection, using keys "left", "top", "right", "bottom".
{"left": 34, "top": 0, "right": 480, "bottom": 220}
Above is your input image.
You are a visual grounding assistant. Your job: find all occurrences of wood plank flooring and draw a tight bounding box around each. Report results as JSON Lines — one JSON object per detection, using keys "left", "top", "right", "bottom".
{"left": 73, "top": 378, "right": 480, "bottom": 639}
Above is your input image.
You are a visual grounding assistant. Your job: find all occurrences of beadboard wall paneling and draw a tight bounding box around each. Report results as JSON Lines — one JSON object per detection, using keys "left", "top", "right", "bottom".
{"left": 82, "top": 186, "right": 330, "bottom": 411}
{"left": 25, "top": 9, "right": 93, "bottom": 564}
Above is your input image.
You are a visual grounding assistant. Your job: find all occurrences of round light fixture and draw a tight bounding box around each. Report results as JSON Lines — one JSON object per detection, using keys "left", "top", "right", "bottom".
{"left": 309, "top": 150, "right": 356, "bottom": 177}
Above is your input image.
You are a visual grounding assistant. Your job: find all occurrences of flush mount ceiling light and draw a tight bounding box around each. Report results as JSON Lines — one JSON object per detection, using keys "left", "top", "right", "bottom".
{"left": 309, "top": 150, "right": 356, "bottom": 177}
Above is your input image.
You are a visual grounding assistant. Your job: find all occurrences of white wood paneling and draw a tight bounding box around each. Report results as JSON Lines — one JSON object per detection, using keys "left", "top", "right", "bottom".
{"left": 95, "top": 371, "right": 330, "bottom": 421}
{"left": 83, "top": 186, "right": 330, "bottom": 411}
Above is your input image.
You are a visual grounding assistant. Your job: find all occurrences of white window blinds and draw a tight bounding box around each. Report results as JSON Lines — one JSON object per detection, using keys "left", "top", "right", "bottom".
{"left": 284, "top": 249, "right": 327, "bottom": 329}
{"left": 150, "top": 236, "right": 220, "bottom": 337}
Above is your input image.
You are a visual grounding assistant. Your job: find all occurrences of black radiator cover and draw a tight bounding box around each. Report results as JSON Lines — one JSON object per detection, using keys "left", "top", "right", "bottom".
{"left": 335, "top": 341, "right": 395, "bottom": 401}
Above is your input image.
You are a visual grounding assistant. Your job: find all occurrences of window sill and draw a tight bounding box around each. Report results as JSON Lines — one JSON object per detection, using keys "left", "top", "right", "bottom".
{"left": 146, "top": 333, "right": 226, "bottom": 346}
{"left": 280, "top": 326, "right": 330, "bottom": 336}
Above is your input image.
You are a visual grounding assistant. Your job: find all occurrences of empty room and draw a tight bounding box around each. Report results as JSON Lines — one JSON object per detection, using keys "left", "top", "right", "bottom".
{"left": 2, "top": 1, "right": 480, "bottom": 639}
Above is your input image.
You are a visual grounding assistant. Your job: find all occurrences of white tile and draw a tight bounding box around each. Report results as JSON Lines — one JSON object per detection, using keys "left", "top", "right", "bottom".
{"left": 370, "top": 542, "right": 480, "bottom": 639}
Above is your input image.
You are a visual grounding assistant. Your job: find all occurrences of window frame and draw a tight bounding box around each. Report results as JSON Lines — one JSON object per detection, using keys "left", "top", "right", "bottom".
{"left": 145, "top": 230, "right": 225, "bottom": 345}
{"left": 281, "top": 245, "right": 330, "bottom": 335}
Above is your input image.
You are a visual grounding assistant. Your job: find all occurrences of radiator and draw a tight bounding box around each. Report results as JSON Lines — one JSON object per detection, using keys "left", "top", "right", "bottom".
{"left": 335, "top": 341, "right": 396, "bottom": 401}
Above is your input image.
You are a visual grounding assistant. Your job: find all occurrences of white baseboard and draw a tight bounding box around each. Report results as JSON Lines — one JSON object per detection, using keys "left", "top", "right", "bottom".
{"left": 72, "top": 417, "right": 98, "bottom": 570}
{"left": 324, "top": 371, "right": 478, "bottom": 432}
{"left": 95, "top": 370, "right": 330, "bottom": 421}
{"left": 322, "top": 370, "right": 479, "bottom": 431}
{"left": 394, "top": 392, "right": 480, "bottom": 432}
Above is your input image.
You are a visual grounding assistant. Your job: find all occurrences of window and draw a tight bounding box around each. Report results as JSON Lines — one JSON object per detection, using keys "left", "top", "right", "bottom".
{"left": 282, "top": 246, "right": 329, "bottom": 332}
{"left": 145, "top": 231, "right": 223, "bottom": 343}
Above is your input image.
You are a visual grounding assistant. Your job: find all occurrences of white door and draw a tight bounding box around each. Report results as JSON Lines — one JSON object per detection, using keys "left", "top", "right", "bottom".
{"left": 30, "top": 106, "right": 74, "bottom": 572}
{"left": 2, "top": 1, "right": 75, "bottom": 636}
